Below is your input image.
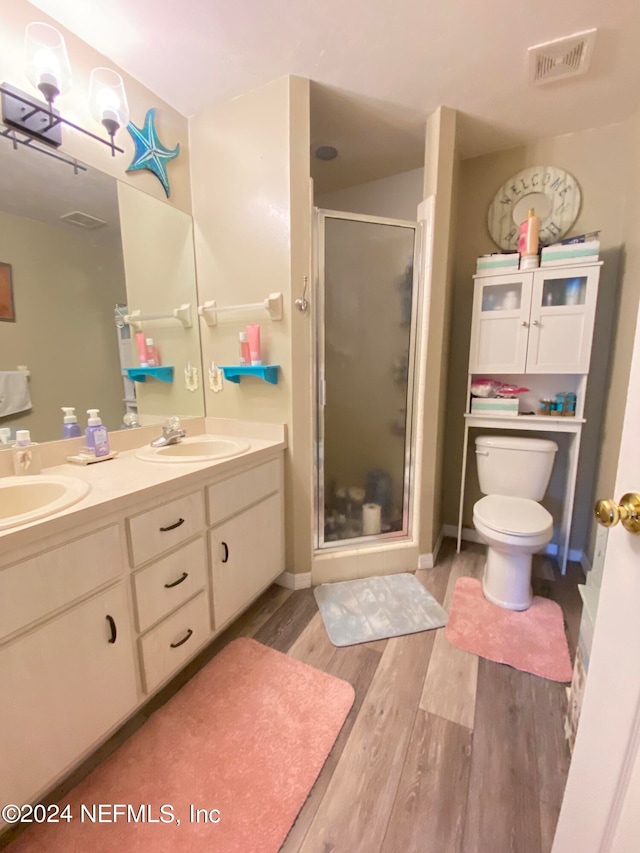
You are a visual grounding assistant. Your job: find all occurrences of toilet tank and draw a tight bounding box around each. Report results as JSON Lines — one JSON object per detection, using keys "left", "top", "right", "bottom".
{"left": 475, "top": 435, "right": 558, "bottom": 500}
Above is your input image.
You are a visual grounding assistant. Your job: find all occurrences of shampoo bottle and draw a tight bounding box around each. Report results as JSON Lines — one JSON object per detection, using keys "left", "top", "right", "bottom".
{"left": 12, "top": 429, "right": 42, "bottom": 475}
{"left": 145, "top": 338, "right": 161, "bottom": 367}
{"left": 517, "top": 208, "right": 540, "bottom": 256}
{"left": 238, "top": 331, "right": 251, "bottom": 365}
{"left": 85, "top": 409, "right": 110, "bottom": 458}
{"left": 62, "top": 407, "right": 82, "bottom": 439}
{"left": 246, "top": 324, "right": 262, "bottom": 366}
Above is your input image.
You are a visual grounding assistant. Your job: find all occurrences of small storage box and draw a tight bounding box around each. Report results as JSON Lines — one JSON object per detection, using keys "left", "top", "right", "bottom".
{"left": 470, "top": 397, "right": 519, "bottom": 416}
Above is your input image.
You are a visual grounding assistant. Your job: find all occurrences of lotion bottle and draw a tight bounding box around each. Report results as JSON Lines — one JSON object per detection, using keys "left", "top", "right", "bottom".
{"left": 246, "top": 324, "right": 262, "bottom": 366}
{"left": 238, "top": 331, "right": 251, "bottom": 365}
{"left": 85, "top": 409, "right": 110, "bottom": 458}
{"left": 145, "top": 338, "right": 161, "bottom": 367}
{"left": 62, "top": 407, "right": 82, "bottom": 439}
{"left": 518, "top": 208, "right": 540, "bottom": 256}
{"left": 12, "top": 429, "right": 41, "bottom": 475}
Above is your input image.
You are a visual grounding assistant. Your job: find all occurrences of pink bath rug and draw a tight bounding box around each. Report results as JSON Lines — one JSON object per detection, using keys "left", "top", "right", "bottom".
{"left": 446, "top": 577, "right": 573, "bottom": 682}
{"left": 7, "top": 638, "right": 355, "bottom": 853}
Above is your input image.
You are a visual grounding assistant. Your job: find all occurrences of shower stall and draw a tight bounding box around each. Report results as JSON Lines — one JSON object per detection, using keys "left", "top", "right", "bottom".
{"left": 314, "top": 209, "right": 422, "bottom": 551}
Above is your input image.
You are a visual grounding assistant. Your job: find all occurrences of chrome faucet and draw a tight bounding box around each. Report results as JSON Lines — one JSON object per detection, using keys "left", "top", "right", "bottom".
{"left": 151, "top": 416, "right": 186, "bottom": 447}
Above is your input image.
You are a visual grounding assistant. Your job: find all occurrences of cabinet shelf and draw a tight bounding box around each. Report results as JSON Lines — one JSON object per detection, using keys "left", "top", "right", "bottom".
{"left": 220, "top": 365, "right": 279, "bottom": 385}
{"left": 125, "top": 366, "right": 174, "bottom": 383}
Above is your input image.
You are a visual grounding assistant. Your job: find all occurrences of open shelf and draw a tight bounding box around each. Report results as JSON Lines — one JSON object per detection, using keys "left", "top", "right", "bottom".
{"left": 125, "top": 366, "right": 174, "bottom": 383}
{"left": 220, "top": 365, "right": 279, "bottom": 385}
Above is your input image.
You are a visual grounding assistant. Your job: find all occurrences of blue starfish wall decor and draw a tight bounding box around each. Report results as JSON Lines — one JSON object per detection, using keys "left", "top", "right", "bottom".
{"left": 126, "top": 108, "right": 180, "bottom": 198}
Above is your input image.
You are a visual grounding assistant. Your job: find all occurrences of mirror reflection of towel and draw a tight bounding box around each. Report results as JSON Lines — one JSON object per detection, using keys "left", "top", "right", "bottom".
{"left": 0, "top": 372, "right": 32, "bottom": 417}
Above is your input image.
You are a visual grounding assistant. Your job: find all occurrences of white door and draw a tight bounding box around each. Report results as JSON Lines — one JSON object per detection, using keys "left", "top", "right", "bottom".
{"left": 468, "top": 274, "right": 532, "bottom": 373}
{"left": 527, "top": 266, "right": 599, "bottom": 373}
{"left": 553, "top": 302, "right": 640, "bottom": 850}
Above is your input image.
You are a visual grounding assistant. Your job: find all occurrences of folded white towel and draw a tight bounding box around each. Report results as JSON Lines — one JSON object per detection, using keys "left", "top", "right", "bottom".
{"left": 0, "top": 371, "right": 32, "bottom": 417}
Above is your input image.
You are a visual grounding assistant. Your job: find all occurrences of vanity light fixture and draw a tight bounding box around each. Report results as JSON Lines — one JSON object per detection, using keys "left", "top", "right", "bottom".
{"left": 0, "top": 22, "right": 127, "bottom": 159}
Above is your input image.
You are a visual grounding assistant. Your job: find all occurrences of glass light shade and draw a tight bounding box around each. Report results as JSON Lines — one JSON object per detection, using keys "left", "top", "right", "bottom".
{"left": 89, "top": 68, "right": 130, "bottom": 136}
{"left": 25, "top": 22, "right": 72, "bottom": 101}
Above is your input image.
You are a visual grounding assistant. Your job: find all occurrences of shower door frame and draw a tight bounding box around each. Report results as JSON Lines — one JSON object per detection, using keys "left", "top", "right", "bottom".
{"left": 313, "top": 208, "right": 423, "bottom": 552}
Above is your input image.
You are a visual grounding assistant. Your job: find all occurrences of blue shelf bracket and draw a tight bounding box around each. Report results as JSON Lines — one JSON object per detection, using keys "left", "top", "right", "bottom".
{"left": 125, "top": 366, "right": 174, "bottom": 383}
{"left": 220, "top": 365, "right": 279, "bottom": 385}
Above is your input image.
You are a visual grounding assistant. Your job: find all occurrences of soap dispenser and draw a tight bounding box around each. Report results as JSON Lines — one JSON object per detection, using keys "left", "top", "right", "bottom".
{"left": 12, "top": 429, "right": 42, "bottom": 475}
{"left": 62, "top": 407, "right": 82, "bottom": 439}
{"left": 85, "top": 409, "right": 110, "bottom": 458}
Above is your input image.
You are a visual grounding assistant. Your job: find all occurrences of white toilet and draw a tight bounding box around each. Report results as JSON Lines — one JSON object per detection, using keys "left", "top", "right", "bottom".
{"left": 473, "top": 435, "right": 558, "bottom": 611}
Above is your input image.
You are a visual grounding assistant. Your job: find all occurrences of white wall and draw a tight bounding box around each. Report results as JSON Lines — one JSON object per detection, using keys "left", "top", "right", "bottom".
{"left": 316, "top": 167, "right": 424, "bottom": 221}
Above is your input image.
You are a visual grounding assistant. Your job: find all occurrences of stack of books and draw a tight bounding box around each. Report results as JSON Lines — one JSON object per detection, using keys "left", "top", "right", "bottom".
{"left": 540, "top": 232, "right": 600, "bottom": 267}
{"left": 475, "top": 253, "right": 520, "bottom": 276}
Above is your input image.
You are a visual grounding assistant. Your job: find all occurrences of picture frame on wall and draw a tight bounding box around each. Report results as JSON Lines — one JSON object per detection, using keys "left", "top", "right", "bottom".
{"left": 0, "top": 262, "right": 15, "bottom": 322}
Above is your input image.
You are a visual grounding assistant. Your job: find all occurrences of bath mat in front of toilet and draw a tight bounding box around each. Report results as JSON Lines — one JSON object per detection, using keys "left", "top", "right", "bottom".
{"left": 314, "top": 573, "right": 448, "bottom": 647}
{"left": 446, "top": 577, "right": 573, "bottom": 682}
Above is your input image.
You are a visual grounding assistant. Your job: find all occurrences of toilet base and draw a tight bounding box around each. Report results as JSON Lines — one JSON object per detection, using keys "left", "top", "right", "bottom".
{"left": 483, "top": 547, "right": 533, "bottom": 611}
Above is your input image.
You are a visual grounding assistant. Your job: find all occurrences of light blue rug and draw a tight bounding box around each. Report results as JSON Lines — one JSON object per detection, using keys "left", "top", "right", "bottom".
{"left": 314, "top": 573, "right": 448, "bottom": 647}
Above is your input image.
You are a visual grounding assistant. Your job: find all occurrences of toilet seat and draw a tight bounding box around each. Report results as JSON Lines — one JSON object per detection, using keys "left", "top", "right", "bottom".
{"left": 474, "top": 494, "right": 552, "bottom": 536}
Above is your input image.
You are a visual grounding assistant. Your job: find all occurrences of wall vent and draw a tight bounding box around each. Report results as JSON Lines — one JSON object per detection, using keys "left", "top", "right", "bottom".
{"left": 60, "top": 210, "right": 107, "bottom": 229}
{"left": 529, "top": 28, "right": 597, "bottom": 85}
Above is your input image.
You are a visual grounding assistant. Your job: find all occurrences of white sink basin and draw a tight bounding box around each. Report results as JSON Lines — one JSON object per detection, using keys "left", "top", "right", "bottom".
{"left": 135, "top": 436, "right": 251, "bottom": 464}
{"left": 0, "top": 475, "right": 91, "bottom": 531}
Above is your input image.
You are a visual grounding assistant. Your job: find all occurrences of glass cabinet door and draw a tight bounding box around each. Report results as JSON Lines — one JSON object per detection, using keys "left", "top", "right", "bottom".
{"left": 469, "top": 274, "right": 532, "bottom": 373}
{"left": 528, "top": 266, "right": 600, "bottom": 373}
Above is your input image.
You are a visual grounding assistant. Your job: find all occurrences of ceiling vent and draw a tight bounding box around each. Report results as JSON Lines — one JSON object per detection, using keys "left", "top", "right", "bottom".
{"left": 529, "top": 28, "right": 597, "bottom": 85}
{"left": 59, "top": 210, "right": 107, "bottom": 230}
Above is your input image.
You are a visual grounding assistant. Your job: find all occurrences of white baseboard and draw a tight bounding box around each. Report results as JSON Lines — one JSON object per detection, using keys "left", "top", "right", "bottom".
{"left": 443, "top": 524, "right": 584, "bottom": 563}
{"left": 418, "top": 528, "right": 445, "bottom": 569}
{"left": 275, "top": 571, "right": 311, "bottom": 590}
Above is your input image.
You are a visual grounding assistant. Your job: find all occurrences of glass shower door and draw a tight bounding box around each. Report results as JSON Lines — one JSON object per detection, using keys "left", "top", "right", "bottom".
{"left": 316, "top": 210, "right": 419, "bottom": 549}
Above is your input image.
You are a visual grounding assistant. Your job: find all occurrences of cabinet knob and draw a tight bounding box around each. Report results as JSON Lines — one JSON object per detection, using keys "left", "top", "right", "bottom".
{"left": 532, "top": 320, "right": 540, "bottom": 326}
{"left": 595, "top": 493, "right": 640, "bottom": 534}
{"left": 521, "top": 321, "right": 528, "bottom": 327}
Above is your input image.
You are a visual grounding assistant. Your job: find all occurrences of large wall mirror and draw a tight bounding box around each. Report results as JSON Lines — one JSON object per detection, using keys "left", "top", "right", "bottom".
{"left": 0, "top": 127, "right": 204, "bottom": 443}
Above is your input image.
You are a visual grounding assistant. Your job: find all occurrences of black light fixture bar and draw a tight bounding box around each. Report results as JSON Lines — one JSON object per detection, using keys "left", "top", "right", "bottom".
{"left": 0, "top": 83, "right": 124, "bottom": 156}
{"left": 0, "top": 125, "right": 88, "bottom": 173}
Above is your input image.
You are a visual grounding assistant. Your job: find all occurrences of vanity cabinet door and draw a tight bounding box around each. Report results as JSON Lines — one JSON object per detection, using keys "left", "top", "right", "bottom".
{"left": 468, "top": 274, "right": 533, "bottom": 373}
{"left": 527, "top": 266, "right": 599, "bottom": 373}
{"left": 0, "top": 584, "right": 137, "bottom": 810}
{"left": 209, "top": 493, "right": 284, "bottom": 629}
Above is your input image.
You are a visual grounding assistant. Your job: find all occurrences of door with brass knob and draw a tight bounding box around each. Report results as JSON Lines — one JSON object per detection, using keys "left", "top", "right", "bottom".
{"left": 594, "top": 492, "right": 640, "bottom": 534}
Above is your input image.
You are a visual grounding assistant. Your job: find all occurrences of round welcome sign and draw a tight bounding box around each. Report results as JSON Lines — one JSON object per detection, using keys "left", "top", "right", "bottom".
{"left": 487, "top": 165, "right": 582, "bottom": 251}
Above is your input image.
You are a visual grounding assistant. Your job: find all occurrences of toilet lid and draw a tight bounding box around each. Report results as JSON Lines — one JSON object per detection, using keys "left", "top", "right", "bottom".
{"left": 474, "top": 495, "right": 552, "bottom": 536}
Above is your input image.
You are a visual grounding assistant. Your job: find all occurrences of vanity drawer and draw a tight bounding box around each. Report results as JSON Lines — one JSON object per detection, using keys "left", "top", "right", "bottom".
{"left": 138, "top": 592, "right": 210, "bottom": 694}
{"left": 132, "top": 538, "right": 207, "bottom": 633}
{"left": 0, "top": 525, "right": 123, "bottom": 640}
{"left": 127, "top": 490, "right": 205, "bottom": 567}
{"left": 207, "top": 459, "right": 280, "bottom": 526}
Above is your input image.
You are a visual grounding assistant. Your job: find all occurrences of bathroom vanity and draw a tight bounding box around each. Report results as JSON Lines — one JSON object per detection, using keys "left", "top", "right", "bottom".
{"left": 457, "top": 261, "right": 601, "bottom": 572}
{"left": 0, "top": 425, "right": 285, "bottom": 816}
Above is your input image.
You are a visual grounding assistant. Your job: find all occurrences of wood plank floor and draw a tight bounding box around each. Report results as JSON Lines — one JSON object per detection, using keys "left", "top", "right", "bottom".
{"left": 1, "top": 539, "right": 582, "bottom": 853}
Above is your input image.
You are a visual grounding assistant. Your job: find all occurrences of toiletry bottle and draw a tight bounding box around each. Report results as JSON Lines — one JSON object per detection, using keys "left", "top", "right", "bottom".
{"left": 517, "top": 208, "right": 540, "bottom": 256}
{"left": 136, "top": 331, "right": 149, "bottom": 366}
{"left": 85, "top": 409, "right": 110, "bottom": 458}
{"left": 12, "top": 429, "right": 42, "bottom": 475}
{"left": 0, "top": 428, "right": 11, "bottom": 445}
{"left": 145, "top": 338, "right": 161, "bottom": 367}
{"left": 61, "top": 407, "right": 82, "bottom": 439}
{"left": 246, "top": 324, "right": 262, "bottom": 366}
{"left": 238, "top": 331, "right": 251, "bottom": 365}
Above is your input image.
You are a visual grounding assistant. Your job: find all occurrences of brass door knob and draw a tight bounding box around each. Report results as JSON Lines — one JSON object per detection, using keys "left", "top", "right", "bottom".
{"left": 594, "top": 493, "right": 640, "bottom": 534}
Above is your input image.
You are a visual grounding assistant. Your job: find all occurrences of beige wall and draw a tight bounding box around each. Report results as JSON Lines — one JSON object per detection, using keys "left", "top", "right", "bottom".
{"left": 0, "top": 209, "right": 125, "bottom": 440}
{"left": 0, "top": 0, "right": 191, "bottom": 214}
{"left": 418, "top": 106, "right": 459, "bottom": 554}
{"left": 190, "top": 76, "right": 312, "bottom": 572}
{"left": 443, "top": 122, "right": 629, "bottom": 558}
{"left": 316, "top": 167, "right": 424, "bottom": 220}
{"left": 117, "top": 183, "right": 203, "bottom": 420}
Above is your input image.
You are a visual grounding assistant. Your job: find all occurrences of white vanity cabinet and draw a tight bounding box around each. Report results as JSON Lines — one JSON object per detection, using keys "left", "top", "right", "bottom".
{"left": 0, "top": 581, "right": 137, "bottom": 810}
{"left": 0, "top": 444, "right": 285, "bottom": 821}
{"left": 469, "top": 265, "right": 599, "bottom": 374}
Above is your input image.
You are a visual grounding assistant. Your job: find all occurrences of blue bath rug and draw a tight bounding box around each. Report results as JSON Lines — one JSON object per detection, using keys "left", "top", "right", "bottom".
{"left": 314, "top": 573, "right": 448, "bottom": 647}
